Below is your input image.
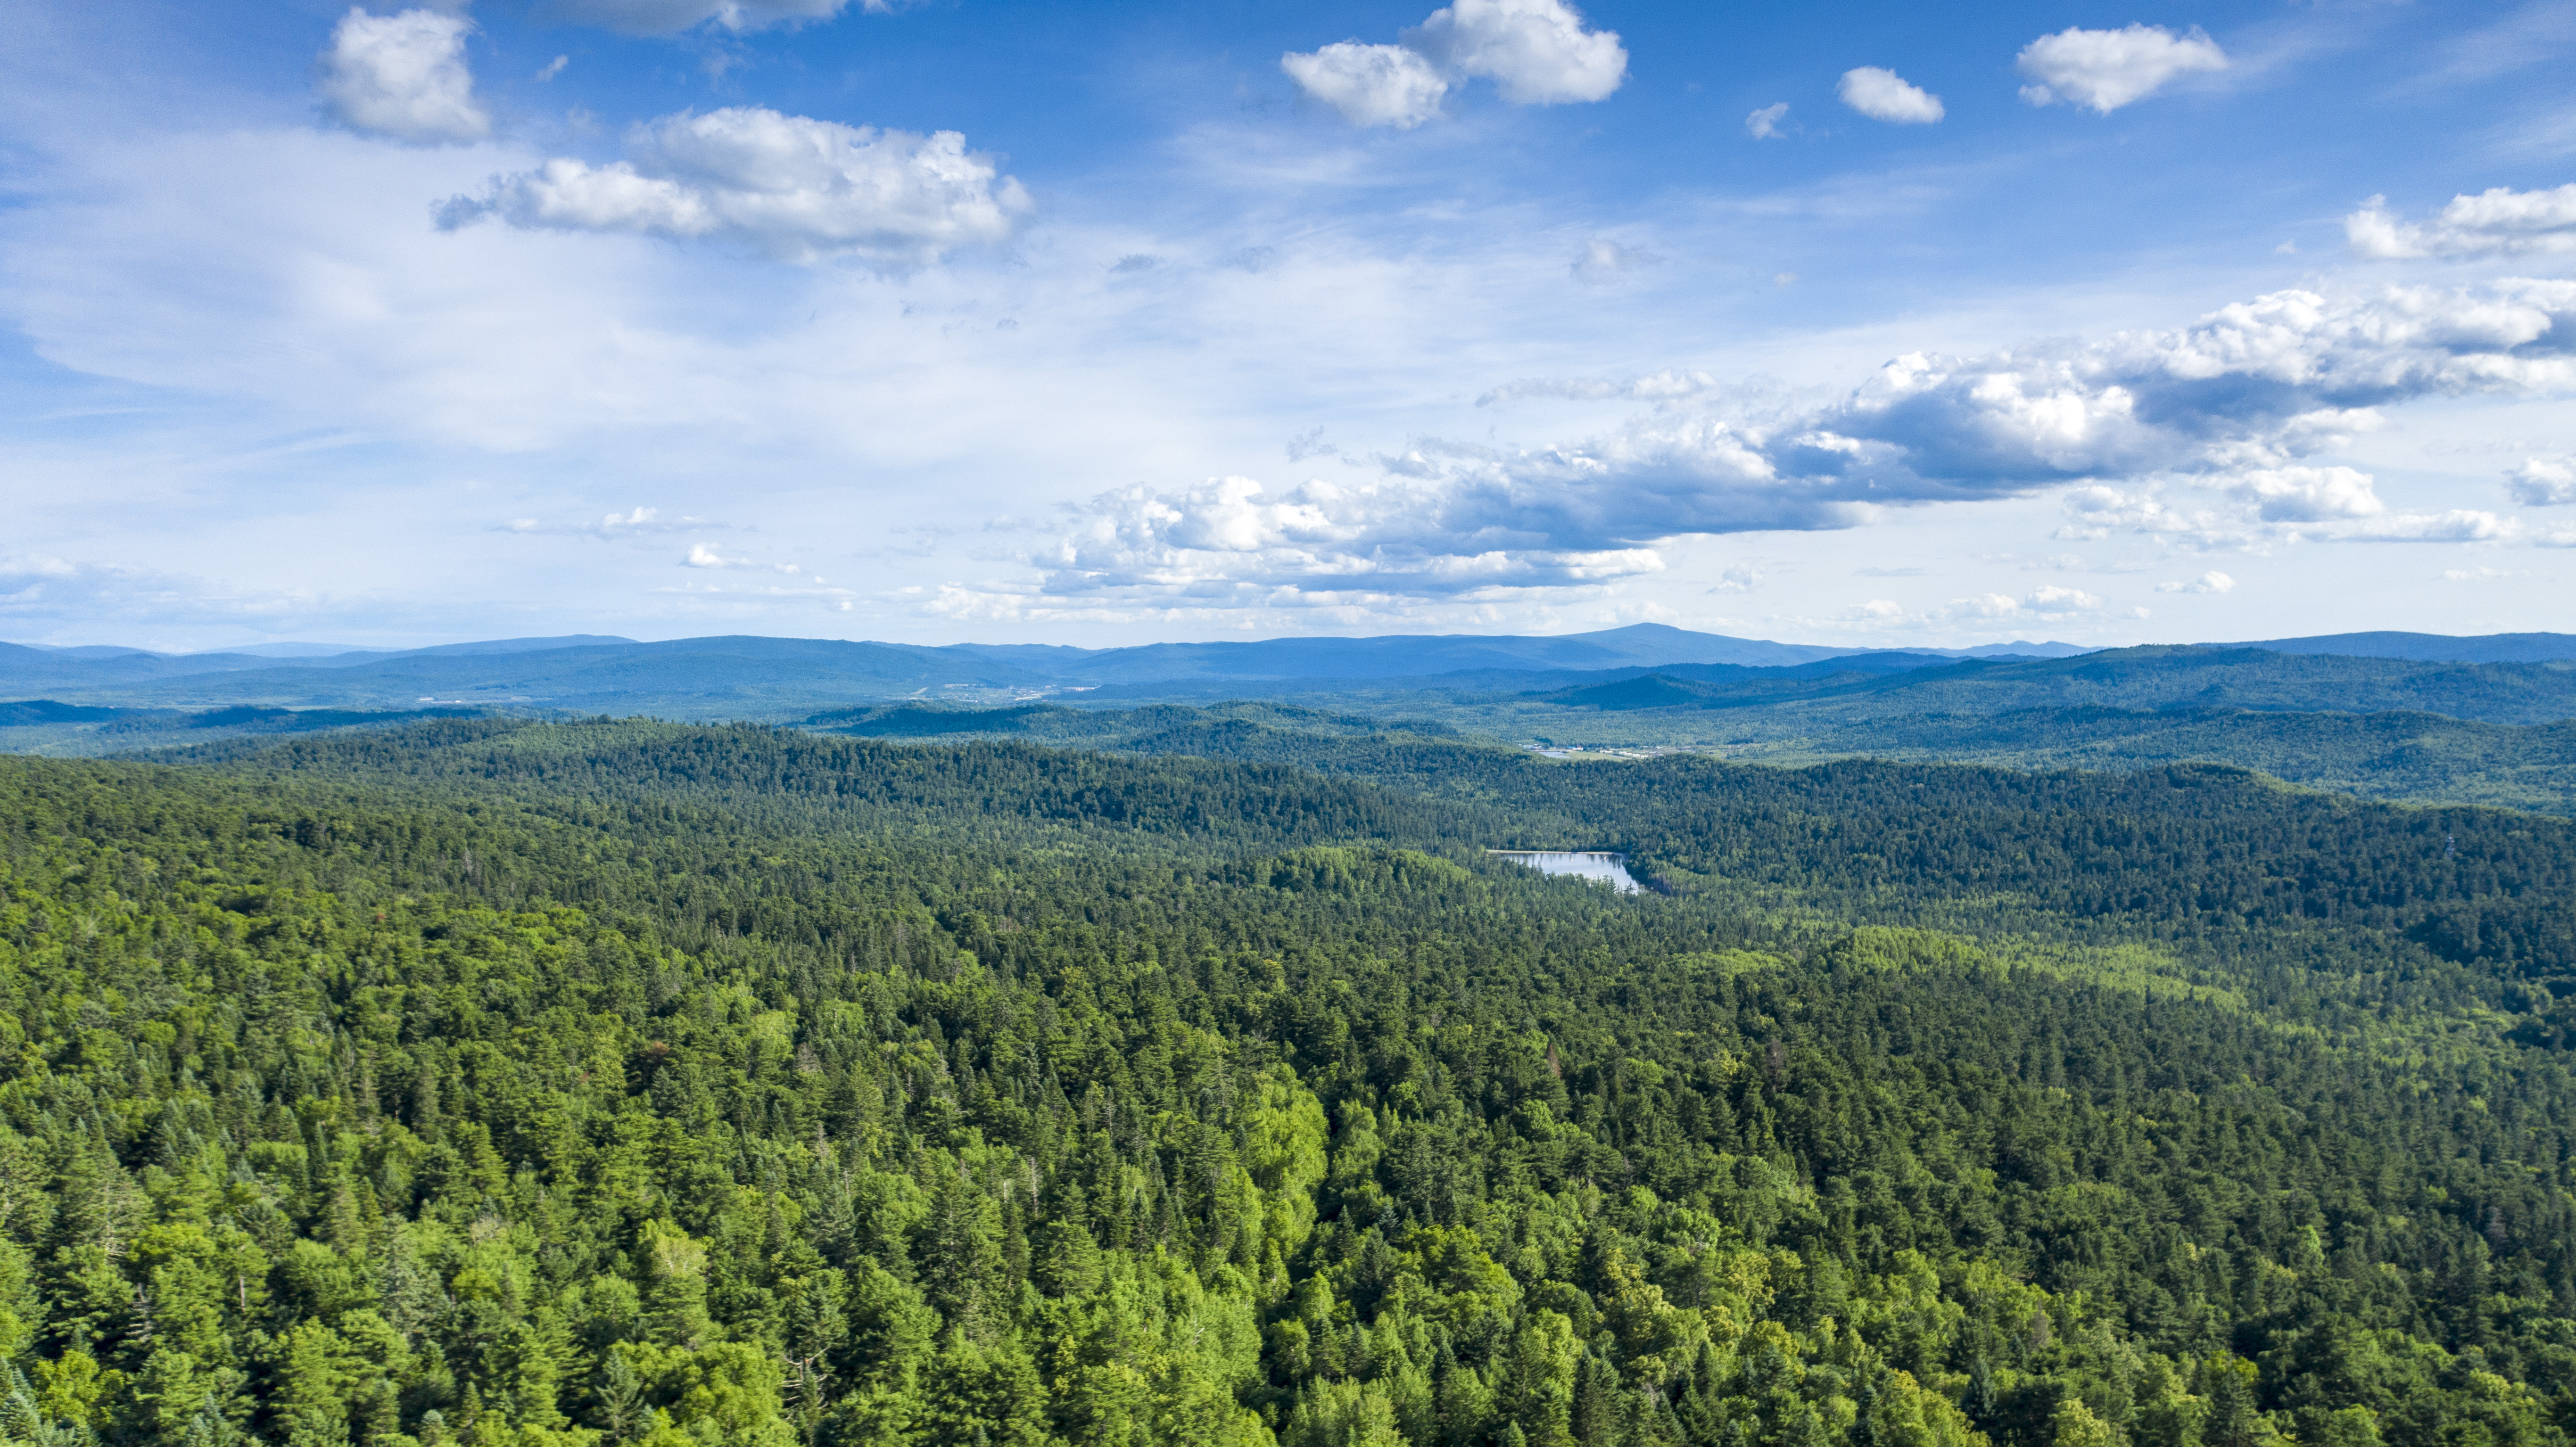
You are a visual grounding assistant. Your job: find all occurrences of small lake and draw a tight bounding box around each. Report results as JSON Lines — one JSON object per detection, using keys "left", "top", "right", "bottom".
{"left": 1487, "top": 850, "right": 1642, "bottom": 894}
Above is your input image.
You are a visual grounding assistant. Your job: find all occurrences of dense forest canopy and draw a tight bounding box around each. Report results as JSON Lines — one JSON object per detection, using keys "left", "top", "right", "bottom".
{"left": 0, "top": 719, "right": 2572, "bottom": 1447}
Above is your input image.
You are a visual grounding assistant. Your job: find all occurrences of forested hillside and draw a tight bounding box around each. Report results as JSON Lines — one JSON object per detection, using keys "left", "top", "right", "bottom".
{"left": 1528, "top": 650, "right": 2576, "bottom": 726}
{"left": 1, "top": 722, "right": 2573, "bottom": 1447}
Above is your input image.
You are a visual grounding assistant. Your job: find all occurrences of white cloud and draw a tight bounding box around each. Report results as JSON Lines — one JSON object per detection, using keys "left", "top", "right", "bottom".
{"left": 437, "top": 107, "right": 1031, "bottom": 266}
{"left": 1282, "top": 0, "right": 1623, "bottom": 127}
{"left": 546, "top": 0, "right": 875, "bottom": 36}
{"left": 974, "top": 277, "right": 2576, "bottom": 610}
{"left": 1405, "top": 0, "right": 1627, "bottom": 105}
{"left": 503, "top": 507, "right": 722, "bottom": 537}
{"left": 2535, "top": 526, "right": 2576, "bottom": 548}
{"left": 684, "top": 543, "right": 809, "bottom": 574}
{"left": 2156, "top": 570, "right": 2235, "bottom": 593}
{"left": 988, "top": 473, "right": 1670, "bottom": 614}
{"left": 0, "top": 553, "right": 347, "bottom": 633}
{"left": 1706, "top": 563, "right": 1761, "bottom": 593}
{"left": 1280, "top": 43, "right": 1450, "bottom": 129}
{"left": 536, "top": 55, "right": 570, "bottom": 82}
{"left": 1838, "top": 67, "right": 1944, "bottom": 125}
{"left": 1570, "top": 238, "right": 1660, "bottom": 283}
{"left": 1841, "top": 585, "right": 2109, "bottom": 631}
{"left": 2017, "top": 584, "right": 2102, "bottom": 615}
{"left": 314, "top": 8, "right": 490, "bottom": 145}
{"left": 2226, "top": 465, "right": 2383, "bottom": 522}
{"left": 2348, "top": 185, "right": 2576, "bottom": 260}
{"left": 2333, "top": 510, "right": 2516, "bottom": 543}
{"left": 2015, "top": 25, "right": 2227, "bottom": 114}
{"left": 2057, "top": 485, "right": 2249, "bottom": 549}
{"left": 2062, "top": 482, "right": 2512, "bottom": 549}
{"left": 2509, "top": 454, "right": 2576, "bottom": 505}
{"left": 1746, "top": 103, "right": 1789, "bottom": 140}
{"left": 1477, "top": 369, "right": 1720, "bottom": 406}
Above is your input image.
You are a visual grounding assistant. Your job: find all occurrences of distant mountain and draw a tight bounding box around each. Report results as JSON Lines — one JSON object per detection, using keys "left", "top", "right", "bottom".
{"left": 8, "top": 625, "right": 2571, "bottom": 718}
{"left": 20, "top": 643, "right": 161, "bottom": 659}
{"left": 0, "top": 625, "right": 1866, "bottom": 710}
{"left": 1896, "top": 640, "right": 2095, "bottom": 659}
{"left": 2216, "top": 631, "right": 2576, "bottom": 664}
{"left": 387, "top": 634, "right": 640, "bottom": 659}
{"left": 0, "top": 635, "right": 1040, "bottom": 713}
{"left": 1534, "top": 647, "right": 2576, "bottom": 725}
{"left": 959, "top": 622, "right": 1851, "bottom": 683}
{"left": 190, "top": 641, "right": 400, "bottom": 658}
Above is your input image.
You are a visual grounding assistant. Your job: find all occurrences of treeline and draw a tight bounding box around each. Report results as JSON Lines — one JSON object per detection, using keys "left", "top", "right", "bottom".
{"left": 0, "top": 725, "right": 2570, "bottom": 1446}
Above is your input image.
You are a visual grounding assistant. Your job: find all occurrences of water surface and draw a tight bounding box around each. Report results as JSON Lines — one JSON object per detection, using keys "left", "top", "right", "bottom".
{"left": 1487, "top": 850, "right": 1641, "bottom": 894}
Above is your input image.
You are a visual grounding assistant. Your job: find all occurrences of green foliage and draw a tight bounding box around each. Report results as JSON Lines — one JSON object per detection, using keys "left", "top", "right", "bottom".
{"left": 0, "top": 721, "right": 2571, "bottom": 1446}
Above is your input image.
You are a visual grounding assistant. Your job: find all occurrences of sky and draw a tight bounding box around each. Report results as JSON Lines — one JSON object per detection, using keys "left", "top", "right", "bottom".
{"left": 3, "top": 0, "right": 2575, "bottom": 653}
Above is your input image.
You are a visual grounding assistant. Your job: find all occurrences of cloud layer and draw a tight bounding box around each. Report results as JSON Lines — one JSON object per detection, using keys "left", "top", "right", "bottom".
{"left": 1838, "top": 68, "right": 1943, "bottom": 125}
{"left": 2015, "top": 25, "right": 2227, "bottom": 114}
{"left": 2346, "top": 186, "right": 2576, "bottom": 260}
{"left": 983, "top": 279, "right": 2575, "bottom": 609}
{"left": 314, "top": 8, "right": 490, "bottom": 145}
{"left": 437, "top": 107, "right": 1030, "bottom": 265}
{"left": 1282, "top": 0, "right": 1625, "bottom": 128}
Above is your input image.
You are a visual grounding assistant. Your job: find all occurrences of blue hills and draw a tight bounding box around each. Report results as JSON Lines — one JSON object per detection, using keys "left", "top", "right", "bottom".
{"left": 0, "top": 624, "right": 2571, "bottom": 718}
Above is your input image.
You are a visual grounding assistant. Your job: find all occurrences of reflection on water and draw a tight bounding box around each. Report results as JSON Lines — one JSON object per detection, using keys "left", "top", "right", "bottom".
{"left": 1487, "top": 850, "right": 1642, "bottom": 894}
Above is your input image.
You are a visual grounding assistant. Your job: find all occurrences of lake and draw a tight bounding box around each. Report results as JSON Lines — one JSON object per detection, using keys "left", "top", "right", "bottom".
{"left": 1486, "top": 849, "right": 1642, "bottom": 894}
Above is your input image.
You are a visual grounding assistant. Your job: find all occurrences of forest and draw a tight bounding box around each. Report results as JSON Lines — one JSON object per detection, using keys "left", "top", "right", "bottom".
{"left": 1, "top": 717, "right": 2573, "bottom": 1447}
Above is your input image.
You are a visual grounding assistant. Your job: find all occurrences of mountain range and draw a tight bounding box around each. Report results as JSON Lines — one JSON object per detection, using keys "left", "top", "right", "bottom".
{"left": 8, "top": 624, "right": 2571, "bottom": 715}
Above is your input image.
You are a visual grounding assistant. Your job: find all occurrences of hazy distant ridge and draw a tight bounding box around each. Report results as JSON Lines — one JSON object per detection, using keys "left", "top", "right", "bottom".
{"left": 6, "top": 625, "right": 2574, "bottom": 715}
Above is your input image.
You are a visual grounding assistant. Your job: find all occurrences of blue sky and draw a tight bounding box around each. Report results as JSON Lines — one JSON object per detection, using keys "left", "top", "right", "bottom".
{"left": 3, "top": 0, "right": 2574, "bottom": 651}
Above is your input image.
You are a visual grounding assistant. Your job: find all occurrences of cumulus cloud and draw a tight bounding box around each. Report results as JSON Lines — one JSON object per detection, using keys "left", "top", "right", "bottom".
{"left": 437, "top": 107, "right": 1030, "bottom": 266}
{"left": 2346, "top": 186, "right": 2576, "bottom": 260}
{"left": 546, "top": 0, "right": 879, "bottom": 35}
{"left": 2015, "top": 25, "right": 2227, "bottom": 113}
{"left": 1838, "top": 67, "right": 1944, "bottom": 125}
{"left": 1282, "top": 0, "right": 1624, "bottom": 127}
{"left": 1746, "top": 103, "right": 1789, "bottom": 140}
{"left": 2156, "top": 570, "right": 2235, "bottom": 594}
{"left": 1706, "top": 563, "right": 1762, "bottom": 593}
{"left": 1970, "top": 585, "right": 2103, "bottom": 617}
{"left": 987, "top": 473, "right": 1671, "bottom": 613}
{"left": 1405, "top": 0, "right": 1627, "bottom": 104}
{"left": 314, "top": 8, "right": 490, "bottom": 145}
{"left": 1280, "top": 43, "right": 1450, "bottom": 129}
{"left": 2509, "top": 454, "right": 2576, "bottom": 505}
{"left": 974, "top": 278, "right": 2576, "bottom": 610}
{"left": 2225, "top": 465, "right": 2384, "bottom": 522}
